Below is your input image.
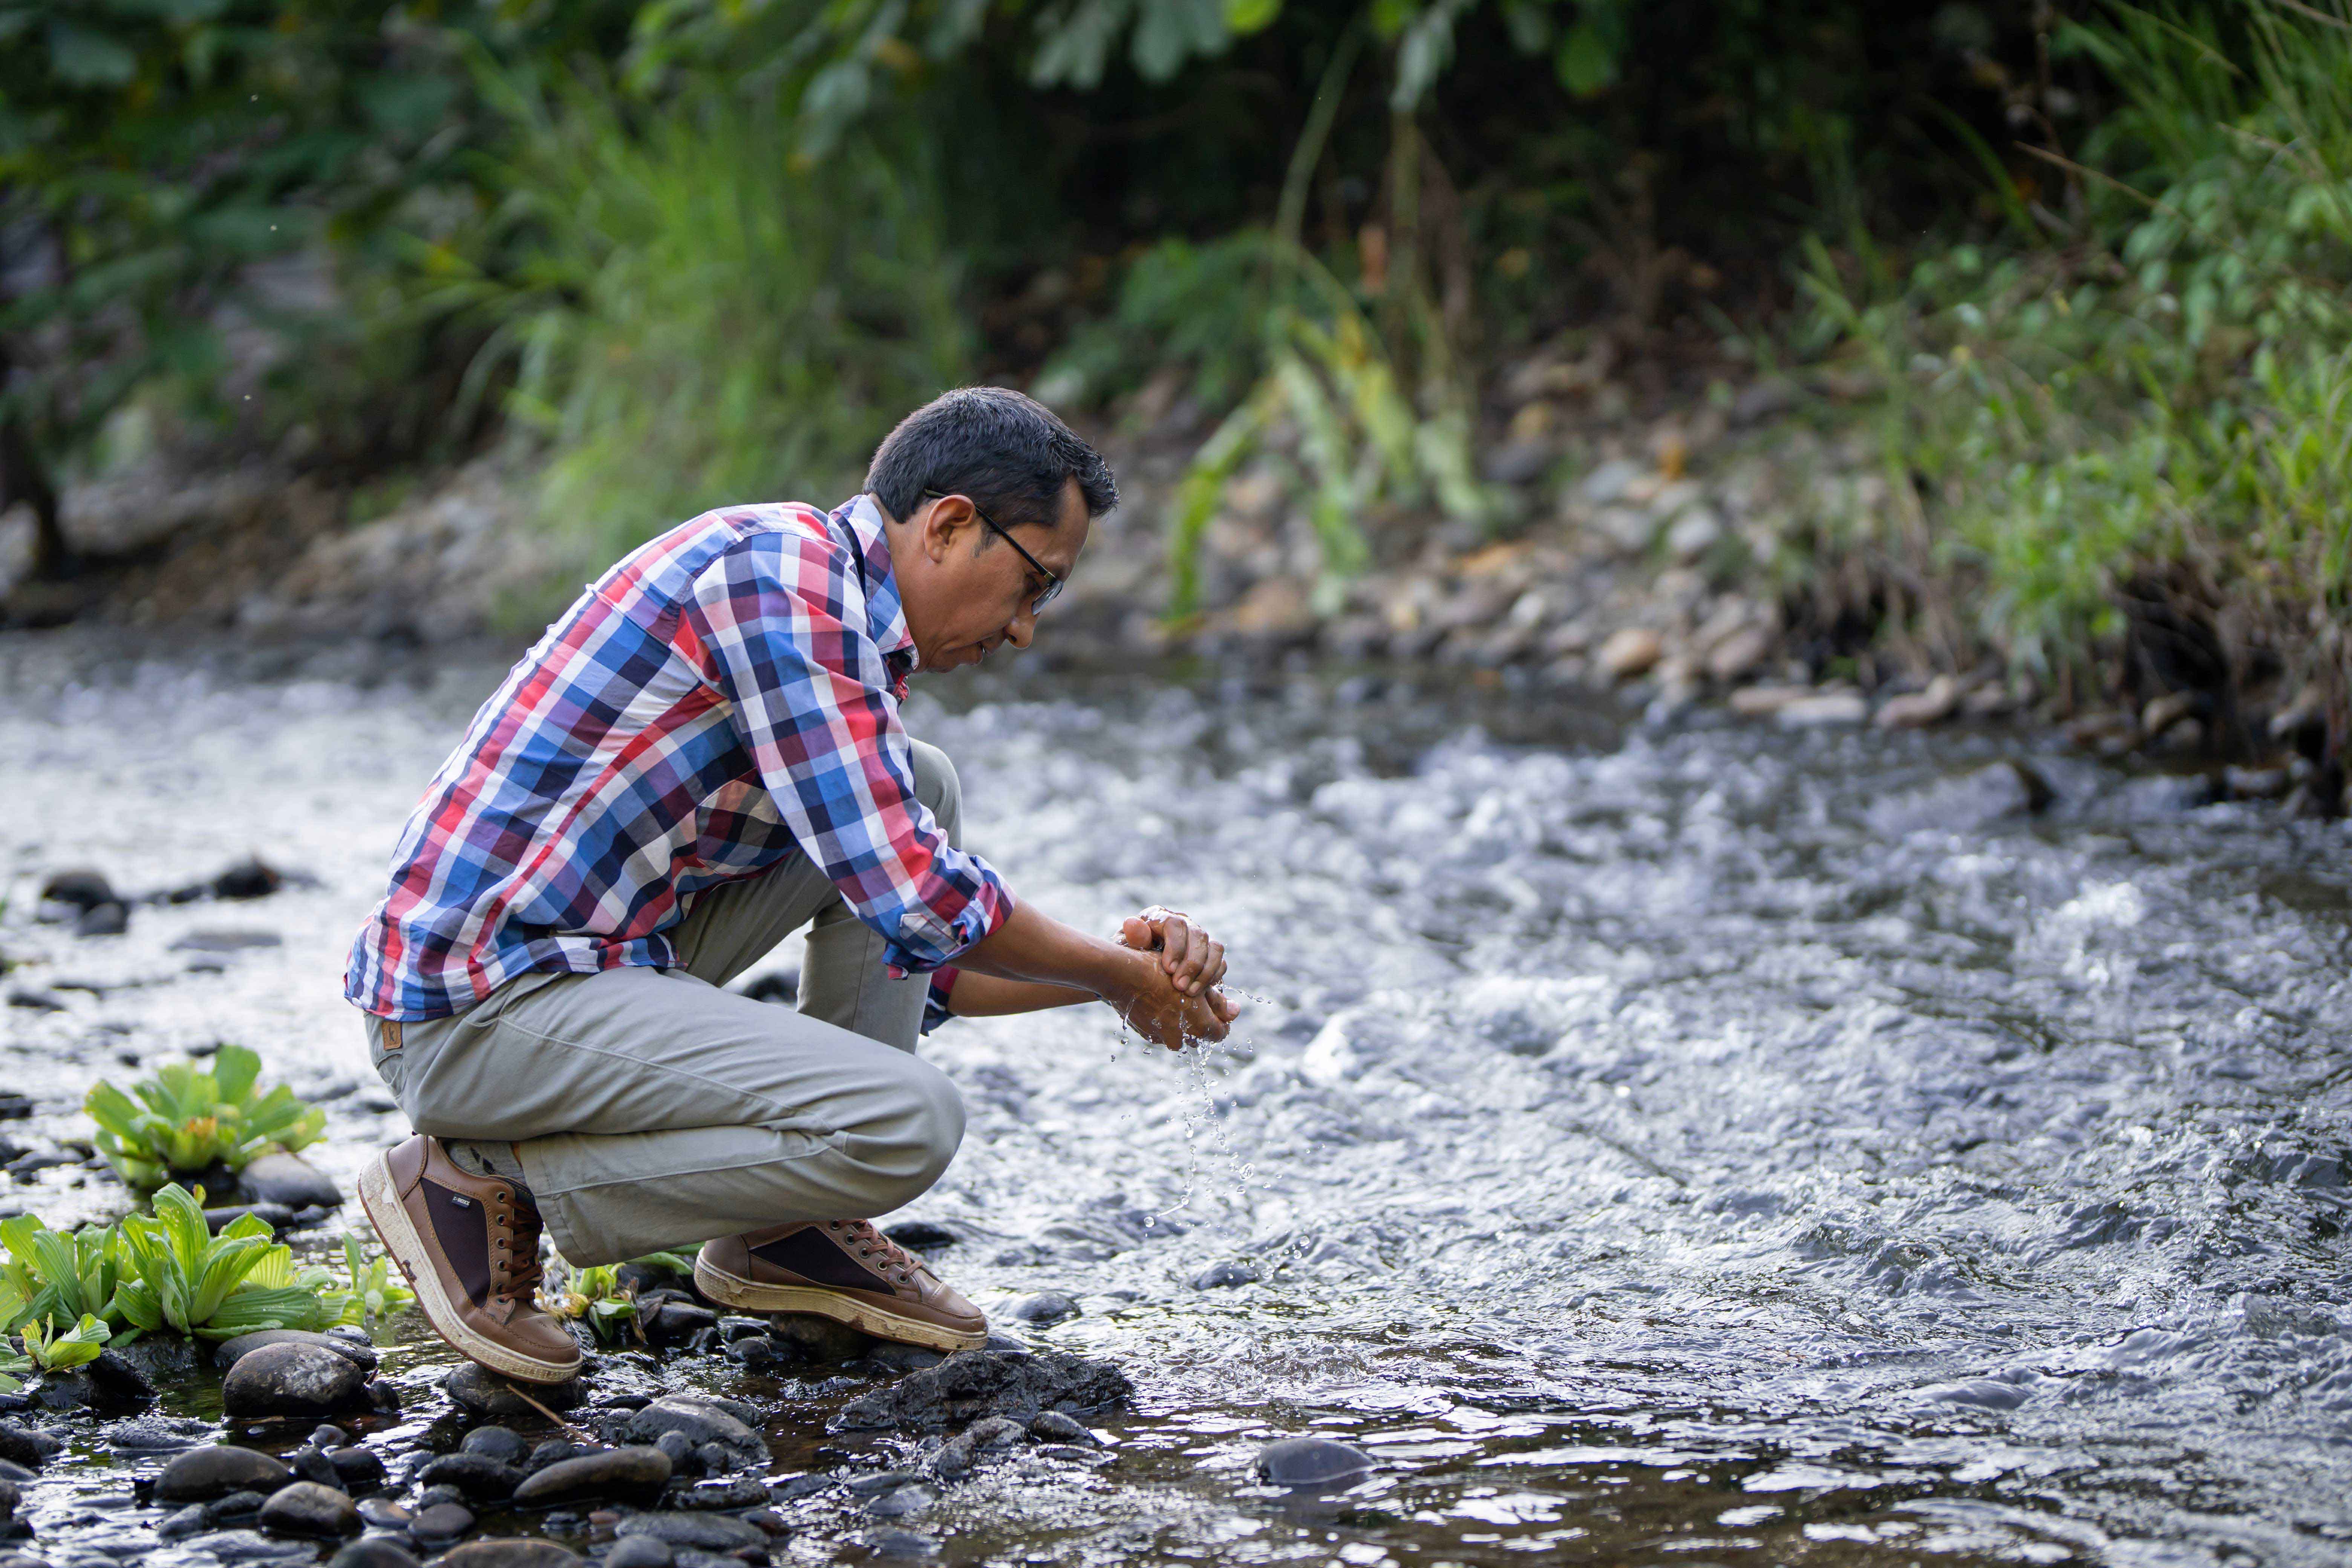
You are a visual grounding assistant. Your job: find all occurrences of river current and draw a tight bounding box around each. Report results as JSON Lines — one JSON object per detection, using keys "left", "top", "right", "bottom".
{"left": 2, "top": 631, "right": 2348, "bottom": 1568}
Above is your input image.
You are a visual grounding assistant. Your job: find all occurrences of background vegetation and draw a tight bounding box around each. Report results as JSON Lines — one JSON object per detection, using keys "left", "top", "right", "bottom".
{"left": 2, "top": 0, "right": 2346, "bottom": 732}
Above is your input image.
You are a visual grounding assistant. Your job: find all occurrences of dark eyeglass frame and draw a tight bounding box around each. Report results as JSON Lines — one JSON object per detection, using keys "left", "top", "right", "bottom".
{"left": 922, "top": 488, "right": 1064, "bottom": 615}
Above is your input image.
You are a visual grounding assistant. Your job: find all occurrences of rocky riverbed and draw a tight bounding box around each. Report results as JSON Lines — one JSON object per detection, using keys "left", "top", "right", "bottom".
{"left": 2, "top": 627, "right": 2350, "bottom": 1568}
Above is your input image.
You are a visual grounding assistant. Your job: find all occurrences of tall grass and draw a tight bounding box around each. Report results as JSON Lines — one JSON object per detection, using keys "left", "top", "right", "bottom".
{"left": 466, "top": 80, "right": 968, "bottom": 582}
{"left": 1801, "top": 1, "right": 2352, "bottom": 698}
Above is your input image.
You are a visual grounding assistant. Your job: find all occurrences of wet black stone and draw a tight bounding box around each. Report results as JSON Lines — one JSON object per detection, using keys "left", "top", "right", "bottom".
{"left": 206, "top": 1489, "right": 269, "bottom": 1525}
{"left": 640, "top": 1302, "right": 717, "bottom": 1346}
{"left": 308, "top": 1424, "right": 348, "bottom": 1448}
{"left": 1189, "top": 1260, "right": 1261, "bottom": 1289}
{"left": 74, "top": 902, "right": 127, "bottom": 937}
{"left": 459, "top": 1426, "right": 529, "bottom": 1465}
{"left": 257, "top": 1480, "right": 362, "bottom": 1537}
{"left": 445, "top": 1364, "right": 584, "bottom": 1421}
{"left": 522, "top": 1440, "right": 584, "bottom": 1474}
{"left": 414, "top": 1485, "right": 465, "bottom": 1510}
{"left": 1028, "top": 1410, "right": 1095, "bottom": 1444}
{"left": 653, "top": 1431, "right": 695, "bottom": 1473}
{"left": 0, "top": 1463, "right": 28, "bottom": 1485}
{"left": 860, "top": 1343, "right": 942, "bottom": 1374}
{"left": 592, "top": 1393, "right": 652, "bottom": 1412}
{"left": 880, "top": 1221, "right": 957, "bottom": 1251}
{"left": 328, "top": 1541, "right": 423, "bottom": 1568}
{"left": 0, "top": 1480, "right": 15, "bottom": 1522}
{"left": 406, "top": 1501, "right": 475, "bottom": 1546}
{"left": 222, "top": 1342, "right": 369, "bottom": 1419}
{"left": 41, "top": 869, "right": 115, "bottom": 911}
{"left": 324, "top": 1446, "right": 386, "bottom": 1491}
{"left": 682, "top": 1327, "right": 720, "bottom": 1356}
{"left": 714, "top": 1317, "right": 769, "bottom": 1345}
{"left": 603, "top": 1538, "right": 673, "bottom": 1568}
{"left": 666, "top": 1476, "right": 765, "bottom": 1510}
{"left": 764, "top": 1315, "right": 876, "bottom": 1362}
{"left": 832, "top": 1349, "right": 1132, "bottom": 1432}
{"left": 416, "top": 1452, "right": 523, "bottom": 1500}
{"left": 844, "top": 1468, "right": 929, "bottom": 1497}
{"left": 435, "top": 1543, "right": 586, "bottom": 1568}
{"left": 865, "top": 1483, "right": 935, "bottom": 1519}
{"left": 158, "top": 1502, "right": 210, "bottom": 1540}
{"left": 613, "top": 1511, "right": 767, "bottom": 1554}
{"left": 510, "top": 1446, "right": 671, "bottom": 1508}
{"left": 723, "top": 1337, "right": 801, "bottom": 1375}
{"left": 0, "top": 1099, "right": 28, "bottom": 1122}
{"left": 618, "top": 1397, "right": 765, "bottom": 1472}
{"left": 111, "top": 1336, "right": 203, "bottom": 1387}
{"left": 365, "top": 1377, "right": 401, "bottom": 1413}
{"left": 859, "top": 1528, "right": 939, "bottom": 1560}
{"left": 193, "top": 1527, "right": 317, "bottom": 1561}
{"left": 156, "top": 1444, "right": 294, "bottom": 1502}
{"left": 354, "top": 1498, "right": 410, "bottom": 1529}
{"left": 212, "top": 858, "right": 284, "bottom": 900}
{"left": 235, "top": 1153, "right": 341, "bottom": 1211}
{"left": 1253, "top": 1436, "right": 1374, "bottom": 1488}
{"left": 692, "top": 1442, "right": 728, "bottom": 1476}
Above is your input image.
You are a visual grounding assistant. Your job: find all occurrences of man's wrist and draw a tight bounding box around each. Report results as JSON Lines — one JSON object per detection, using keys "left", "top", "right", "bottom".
{"left": 1082, "top": 942, "right": 1156, "bottom": 1008}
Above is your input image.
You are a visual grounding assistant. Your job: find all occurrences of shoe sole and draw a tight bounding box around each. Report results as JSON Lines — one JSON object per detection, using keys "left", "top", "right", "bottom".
{"left": 357, "top": 1152, "right": 580, "bottom": 1385}
{"left": 693, "top": 1257, "right": 986, "bottom": 1353}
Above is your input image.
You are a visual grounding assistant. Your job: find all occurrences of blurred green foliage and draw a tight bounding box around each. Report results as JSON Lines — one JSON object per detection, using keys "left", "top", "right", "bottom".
{"left": 1801, "top": 2, "right": 2352, "bottom": 686}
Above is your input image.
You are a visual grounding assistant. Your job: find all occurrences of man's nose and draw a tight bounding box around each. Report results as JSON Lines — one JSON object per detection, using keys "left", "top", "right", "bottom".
{"left": 1005, "top": 606, "right": 1037, "bottom": 649}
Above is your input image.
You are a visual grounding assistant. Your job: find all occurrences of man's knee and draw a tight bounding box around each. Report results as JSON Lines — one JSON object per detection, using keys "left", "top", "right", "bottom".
{"left": 907, "top": 740, "right": 963, "bottom": 845}
{"left": 862, "top": 1054, "right": 965, "bottom": 1209}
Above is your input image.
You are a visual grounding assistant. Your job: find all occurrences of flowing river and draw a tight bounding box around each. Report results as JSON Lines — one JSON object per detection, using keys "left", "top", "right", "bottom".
{"left": 2, "top": 629, "right": 2349, "bottom": 1568}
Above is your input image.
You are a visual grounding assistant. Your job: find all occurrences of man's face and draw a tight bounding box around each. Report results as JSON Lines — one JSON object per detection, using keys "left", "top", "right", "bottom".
{"left": 891, "top": 478, "right": 1090, "bottom": 673}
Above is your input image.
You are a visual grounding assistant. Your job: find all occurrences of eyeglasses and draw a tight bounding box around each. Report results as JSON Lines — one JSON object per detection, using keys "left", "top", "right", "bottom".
{"left": 922, "top": 489, "right": 1064, "bottom": 616}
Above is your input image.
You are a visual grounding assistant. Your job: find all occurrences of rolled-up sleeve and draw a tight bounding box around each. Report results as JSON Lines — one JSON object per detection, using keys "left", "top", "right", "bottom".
{"left": 684, "top": 535, "right": 1012, "bottom": 974}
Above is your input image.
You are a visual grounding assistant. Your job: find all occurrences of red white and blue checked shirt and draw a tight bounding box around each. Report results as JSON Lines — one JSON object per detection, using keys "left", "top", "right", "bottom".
{"left": 345, "top": 495, "right": 1011, "bottom": 1023}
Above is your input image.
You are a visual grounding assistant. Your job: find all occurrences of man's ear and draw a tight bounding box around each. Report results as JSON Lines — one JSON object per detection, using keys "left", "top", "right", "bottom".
{"left": 918, "top": 493, "right": 974, "bottom": 564}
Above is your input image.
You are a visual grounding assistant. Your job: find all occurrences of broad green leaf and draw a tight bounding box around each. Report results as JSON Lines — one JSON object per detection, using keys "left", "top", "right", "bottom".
{"left": 1554, "top": 20, "right": 1616, "bottom": 97}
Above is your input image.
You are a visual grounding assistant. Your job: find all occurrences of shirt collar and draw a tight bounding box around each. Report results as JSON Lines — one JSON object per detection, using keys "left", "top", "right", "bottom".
{"left": 835, "top": 493, "right": 918, "bottom": 680}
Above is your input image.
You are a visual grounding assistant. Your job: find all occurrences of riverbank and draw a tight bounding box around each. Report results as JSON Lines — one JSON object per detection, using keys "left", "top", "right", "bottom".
{"left": 2, "top": 361, "right": 2341, "bottom": 817}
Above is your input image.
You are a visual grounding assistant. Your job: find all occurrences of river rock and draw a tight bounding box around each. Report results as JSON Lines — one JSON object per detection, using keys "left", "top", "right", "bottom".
{"left": 416, "top": 1452, "right": 524, "bottom": 1499}
{"left": 407, "top": 1501, "right": 475, "bottom": 1545}
{"left": 668, "top": 1476, "right": 767, "bottom": 1510}
{"left": 865, "top": 1483, "right": 935, "bottom": 1519}
{"left": 1028, "top": 1410, "right": 1095, "bottom": 1444}
{"left": 614, "top": 1511, "right": 767, "bottom": 1554}
{"left": 510, "top": 1446, "right": 672, "bottom": 1508}
{"left": 881, "top": 1221, "right": 957, "bottom": 1251}
{"left": 617, "top": 1397, "right": 765, "bottom": 1472}
{"left": 355, "top": 1497, "right": 410, "bottom": 1528}
{"left": 435, "top": 1542, "right": 586, "bottom": 1568}
{"left": 1596, "top": 626, "right": 1663, "bottom": 680}
{"left": 1189, "top": 1260, "right": 1260, "bottom": 1289}
{"left": 1775, "top": 690, "right": 1870, "bottom": 727}
{"left": 324, "top": 1446, "right": 385, "bottom": 1491}
{"left": 33, "top": 1348, "right": 153, "bottom": 1412}
{"left": 329, "top": 1542, "right": 422, "bottom": 1568}
{"left": 603, "top": 1538, "right": 673, "bottom": 1568}
{"left": 460, "top": 1426, "right": 529, "bottom": 1464}
{"left": 236, "top": 1153, "right": 341, "bottom": 1210}
{"left": 190, "top": 1527, "right": 318, "bottom": 1561}
{"left": 409, "top": 1495, "right": 473, "bottom": 1542}
{"left": 859, "top": 1528, "right": 940, "bottom": 1560}
{"left": 257, "top": 1481, "right": 362, "bottom": 1537}
{"left": 1008, "top": 1292, "right": 1078, "bottom": 1326}
{"left": 213, "top": 857, "right": 284, "bottom": 899}
{"left": 75, "top": 900, "right": 129, "bottom": 937}
{"left": 640, "top": 1301, "right": 717, "bottom": 1345}
{"left": 446, "top": 1363, "right": 586, "bottom": 1420}
{"left": 1254, "top": 1436, "right": 1374, "bottom": 1488}
{"left": 40, "top": 868, "right": 115, "bottom": 911}
{"left": 0, "top": 1424, "right": 58, "bottom": 1470}
{"left": 222, "top": 1342, "right": 369, "bottom": 1418}
{"left": 833, "top": 1349, "right": 1132, "bottom": 1432}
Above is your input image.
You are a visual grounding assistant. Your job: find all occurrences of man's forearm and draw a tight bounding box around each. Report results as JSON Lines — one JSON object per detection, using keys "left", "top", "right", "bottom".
{"left": 942, "top": 972, "right": 1096, "bottom": 1017}
{"left": 955, "top": 900, "right": 1154, "bottom": 1005}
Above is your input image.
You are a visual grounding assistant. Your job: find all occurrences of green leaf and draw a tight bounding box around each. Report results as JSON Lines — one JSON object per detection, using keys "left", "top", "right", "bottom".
{"left": 46, "top": 21, "right": 138, "bottom": 88}
{"left": 1224, "top": 0, "right": 1281, "bottom": 35}
{"left": 1553, "top": 20, "right": 1616, "bottom": 98}
{"left": 211, "top": 1046, "right": 262, "bottom": 1108}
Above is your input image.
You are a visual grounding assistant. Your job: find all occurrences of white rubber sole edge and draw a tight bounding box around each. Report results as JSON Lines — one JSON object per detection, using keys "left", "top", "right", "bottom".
{"left": 693, "top": 1257, "right": 986, "bottom": 1354}
{"left": 357, "top": 1153, "right": 580, "bottom": 1385}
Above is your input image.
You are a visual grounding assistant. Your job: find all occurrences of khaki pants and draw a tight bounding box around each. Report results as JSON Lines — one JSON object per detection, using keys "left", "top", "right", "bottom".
{"left": 365, "top": 741, "right": 968, "bottom": 1265}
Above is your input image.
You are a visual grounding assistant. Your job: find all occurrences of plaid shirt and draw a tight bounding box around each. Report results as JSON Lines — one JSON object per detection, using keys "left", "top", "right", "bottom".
{"left": 345, "top": 495, "right": 1010, "bottom": 1023}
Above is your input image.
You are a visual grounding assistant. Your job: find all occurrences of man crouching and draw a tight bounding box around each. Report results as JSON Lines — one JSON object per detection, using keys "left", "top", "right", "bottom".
{"left": 343, "top": 387, "right": 1236, "bottom": 1382}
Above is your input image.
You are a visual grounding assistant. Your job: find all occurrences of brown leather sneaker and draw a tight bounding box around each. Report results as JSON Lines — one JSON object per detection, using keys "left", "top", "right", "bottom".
{"left": 695, "top": 1221, "right": 987, "bottom": 1352}
{"left": 356, "top": 1135, "right": 581, "bottom": 1384}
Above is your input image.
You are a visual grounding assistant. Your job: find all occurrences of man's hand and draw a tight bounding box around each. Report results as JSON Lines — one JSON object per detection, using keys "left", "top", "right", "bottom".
{"left": 1114, "top": 907, "right": 1237, "bottom": 1050}
{"left": 1119, "top": 906, "right": 1227, "bottom": 998}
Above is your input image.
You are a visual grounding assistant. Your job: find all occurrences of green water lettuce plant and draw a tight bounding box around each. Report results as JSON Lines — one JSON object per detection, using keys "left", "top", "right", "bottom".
{"left": 85, "top": 1045, "right": 327, "bottom": 1188}
{"left": 334, "top": 1234, "right": 416, "bottom": 1325}
{"left": 0, "top": 1216, "right": 124, "bottom": 1332}
{"left": 19, "top": 1314, "right": 111, "bottom": 1373}
{"left": 112, "top": 1185, "right": 349, "bottom": 1340}
{"left": 544, "top": 1259, "right": 637, "bottom": 1346}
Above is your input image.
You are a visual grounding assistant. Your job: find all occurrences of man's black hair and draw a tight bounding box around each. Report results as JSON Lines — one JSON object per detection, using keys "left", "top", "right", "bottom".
{"left": 865, "top": 386, "right": 1117, "bottom": 537}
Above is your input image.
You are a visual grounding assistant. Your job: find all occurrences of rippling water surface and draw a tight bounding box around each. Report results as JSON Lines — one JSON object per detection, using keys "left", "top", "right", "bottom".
{"left": 3, "top": 632, "right": 2349, "bottom": 1568}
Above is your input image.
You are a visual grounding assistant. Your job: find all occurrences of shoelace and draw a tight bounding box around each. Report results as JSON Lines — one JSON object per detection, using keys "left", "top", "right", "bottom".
{"left": 827, "top": 1219, "right": 919, "bottom": 1286}
{"left": 491, "top": 1189, "right": 547, "bottom": 1302}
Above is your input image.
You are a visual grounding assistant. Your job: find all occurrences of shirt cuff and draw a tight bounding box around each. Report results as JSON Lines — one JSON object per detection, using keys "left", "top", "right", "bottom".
{"left": 880, "top": 873, "right": 1014, "bottom": 980}
{"left": 920, "top": 968, "right": 961, "bottom": 1035}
